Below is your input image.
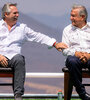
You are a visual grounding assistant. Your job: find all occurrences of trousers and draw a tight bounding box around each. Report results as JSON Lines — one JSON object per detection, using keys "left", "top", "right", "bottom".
{"left": 8, "top": 54, "right": 26, "bottom": 96}
{"left": 65, "top": 55, "right": 90, "bottom": 97}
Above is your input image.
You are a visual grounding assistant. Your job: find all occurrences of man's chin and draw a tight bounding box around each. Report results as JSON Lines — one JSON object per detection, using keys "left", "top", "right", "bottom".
{"left": 72, "top": 22, "right": 76, "bottom": 26}
{"left": 13, "top": 19, "right": 18, "bottom": 23}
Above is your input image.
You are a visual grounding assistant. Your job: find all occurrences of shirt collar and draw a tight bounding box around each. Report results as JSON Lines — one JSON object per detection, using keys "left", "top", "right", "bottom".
{"left": 0, "top": 19, "right": 6, "bottom": 26}
{"left": 85, "top": 22, "right": 90, "bottom": 28}
{"left": 71, "top": 22, "right": 90, "bottom": 31}
{"left": 0, "top": 19, "right": 20, "bottom": 27}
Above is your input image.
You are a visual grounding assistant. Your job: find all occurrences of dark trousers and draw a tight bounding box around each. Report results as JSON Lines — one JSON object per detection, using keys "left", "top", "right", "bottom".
{"left": 65, "top": 55, "right": 90, "bottom": 97}
{"left": 8, "top": 54, "right": 26, "bottom": 96}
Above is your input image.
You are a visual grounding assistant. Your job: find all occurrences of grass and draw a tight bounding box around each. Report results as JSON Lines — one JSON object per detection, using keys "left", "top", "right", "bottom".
{"left": 0, "top": 99, "right": 81, "bottom": 100}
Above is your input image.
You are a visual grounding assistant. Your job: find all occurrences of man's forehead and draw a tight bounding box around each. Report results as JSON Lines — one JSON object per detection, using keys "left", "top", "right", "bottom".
{"left": 10, "top": 5, "right": 17, "bottom": 9}
{"left": 71, "top": 9, "right": 80, "bottom": 14}
{"left": 72, "top": 8, "right": 80, "bottom": 12}
{"left": 9, "top": 6, "right": 18, "bottom": 12}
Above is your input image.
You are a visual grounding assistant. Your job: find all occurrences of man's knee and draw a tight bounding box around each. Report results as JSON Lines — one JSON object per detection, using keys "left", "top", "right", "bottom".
{"left": 13, "top": 54, "right": 25, "bottom": 63}
{"left": 66, "top": 55, "right": 82, "bottom": 72}
{"left": 9, "top": 54, "right": 25, "bottom": 68}
{"left": 66, "top": 56, "right": 78, "bottom": 65}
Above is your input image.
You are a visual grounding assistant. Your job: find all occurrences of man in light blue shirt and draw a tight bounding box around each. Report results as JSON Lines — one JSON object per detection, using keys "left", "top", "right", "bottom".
{"left": 0, "top": 3, "right": 67, "bottom": 100}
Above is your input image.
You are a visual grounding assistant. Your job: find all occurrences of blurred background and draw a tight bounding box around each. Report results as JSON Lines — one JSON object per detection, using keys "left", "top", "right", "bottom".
{"left": 0, "top": 0, "right": 90, "bottom": 94}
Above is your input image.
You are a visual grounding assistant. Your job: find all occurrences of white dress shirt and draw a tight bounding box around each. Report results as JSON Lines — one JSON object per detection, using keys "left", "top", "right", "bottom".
{"left": 62, "top": 22, "right": 90, "bottom": 56}
{"left": 0, "top": 19, "right": 56, "bottom": 59}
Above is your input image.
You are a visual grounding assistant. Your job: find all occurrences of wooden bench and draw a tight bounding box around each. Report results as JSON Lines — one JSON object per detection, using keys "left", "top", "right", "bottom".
{"left": 0, "top": 67, "right": 14, "bottom": 86}
{"left": 62, "top": 67, "right": 90, "bottom": 100}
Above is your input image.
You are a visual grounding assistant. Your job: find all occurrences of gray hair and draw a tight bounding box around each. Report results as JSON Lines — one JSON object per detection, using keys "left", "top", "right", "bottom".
{"left": 72, "top": 4, "right": 88, "bottom": 22}
{"left": 2, "top": 3, "right": 17, "bottom": 19}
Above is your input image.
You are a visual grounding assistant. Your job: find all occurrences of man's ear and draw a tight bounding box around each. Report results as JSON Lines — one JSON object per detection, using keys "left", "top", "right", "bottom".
{"left": 81, "top": 15, "right": 85, "bottom": 20}
{"left": 4, "top": 12, "right": 9, "bottom": 17}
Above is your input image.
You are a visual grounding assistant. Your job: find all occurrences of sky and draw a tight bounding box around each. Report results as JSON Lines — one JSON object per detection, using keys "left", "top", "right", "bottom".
{"left": 0, "top": 0, "right": 89, "bottom": 16}
{"left": 0, "top": 0, "right": 90, "bottom": 29}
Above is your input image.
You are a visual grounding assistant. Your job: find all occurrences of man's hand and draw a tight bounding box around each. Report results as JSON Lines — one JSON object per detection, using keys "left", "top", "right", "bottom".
{"left": 75, "top": 51, "right": 90, "bottom": 63}
{"left": 0, "top": 54, "right": 8, "bottom": 67}
{"left": 54, "top": 42, "right": 68, "bottom": 51}
{"left": 75, "top": 51, "right": 83, "bottom": 58}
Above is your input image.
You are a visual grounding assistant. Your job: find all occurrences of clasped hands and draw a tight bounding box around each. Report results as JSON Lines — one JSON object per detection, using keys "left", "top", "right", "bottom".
{"left": 75, "top": 51, "right": 90, "bottom": 63}
{"left": 0, "top": 54, "right": 8, "bottom": 67}
{"left": 54, "top": 42, "right": 90, "bottom": 63}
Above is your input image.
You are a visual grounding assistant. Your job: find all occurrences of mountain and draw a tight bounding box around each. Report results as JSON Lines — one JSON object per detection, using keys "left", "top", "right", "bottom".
{"left": 28, "top": 13, "right": 71, "bottom": 30}
{"left": 18, "top": 12, "right": 65, "bottom": 72}
{"left": 0, "top": 11, "right": 66, "bottom": 94}
{"left": 17, "top": 12, "right": 66, "bottom": 94}
{"left": 28, "top": 7, "right": 90, "bottom": 30}
{"left": 0, "top": 8, "right": 90, "bottom": 94}
{"left": 17, "top": 11, "right": 90, "bottom": 94}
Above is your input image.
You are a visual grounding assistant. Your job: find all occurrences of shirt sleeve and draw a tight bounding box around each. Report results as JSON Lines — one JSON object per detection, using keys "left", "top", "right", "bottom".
{"left": 62, "top": 27, "right": 75, "bottom": 56}
{"left": 24, "top": 25, "right": 56, "bottom": 47}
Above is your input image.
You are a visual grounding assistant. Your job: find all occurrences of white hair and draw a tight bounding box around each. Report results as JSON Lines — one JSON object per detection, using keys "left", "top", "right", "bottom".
{"left": 72, "top": 4, "right": 88, "bottom": 22}
{"left": 2, "top": 3, "right": 17, "bottom": 19}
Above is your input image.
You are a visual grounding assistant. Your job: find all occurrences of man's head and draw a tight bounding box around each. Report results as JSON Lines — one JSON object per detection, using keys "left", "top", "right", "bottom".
{"left": 2, "top": 3, "right": 19, "bottom": 25}
{"left": 70, "top": 4, "right": 88, "bottom": 28}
